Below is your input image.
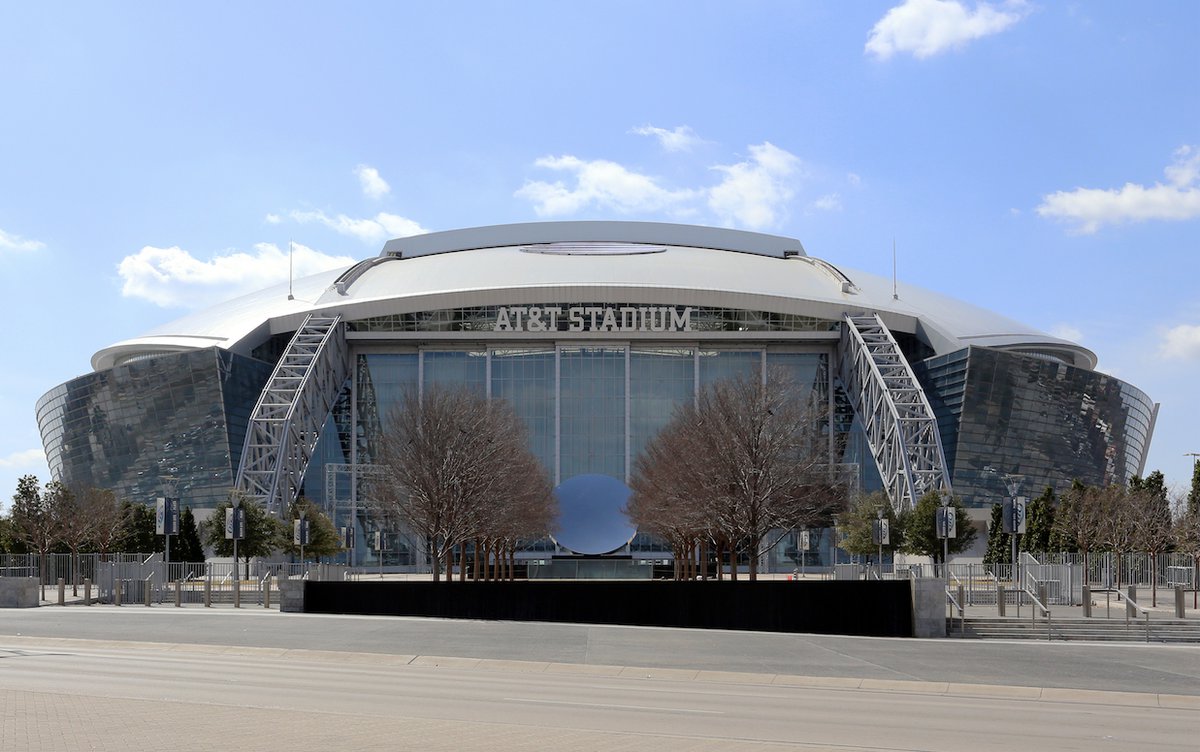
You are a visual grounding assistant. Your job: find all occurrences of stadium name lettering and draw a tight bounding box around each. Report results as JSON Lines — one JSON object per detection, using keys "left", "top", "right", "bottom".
{"left": 493, "top": 306, "right": 693, "bottom": 333}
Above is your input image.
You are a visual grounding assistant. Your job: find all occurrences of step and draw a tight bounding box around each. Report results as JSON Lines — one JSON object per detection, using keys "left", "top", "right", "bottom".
{"left": 948, "top": 617, "right": 1200, "bottom": 643}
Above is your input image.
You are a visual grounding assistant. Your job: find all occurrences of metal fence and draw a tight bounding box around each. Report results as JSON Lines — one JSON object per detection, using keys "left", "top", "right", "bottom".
{"left": 939, "top": 553, "right": 1199, "bottom": 607}
{"left": 0, "top": 553, "right": 344, "bottom": 607}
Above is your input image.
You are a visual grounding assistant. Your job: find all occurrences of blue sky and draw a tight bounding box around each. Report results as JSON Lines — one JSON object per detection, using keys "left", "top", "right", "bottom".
{"left": 2, "top": 1, "right": 1198, "bottom": 510}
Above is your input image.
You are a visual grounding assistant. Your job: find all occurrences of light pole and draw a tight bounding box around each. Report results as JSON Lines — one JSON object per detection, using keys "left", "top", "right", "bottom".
{"left": 799, "top": 526, "right": 808, "bottom": 579}
{"left": 1001, "top": 474, "right": 1025, "bottom": 616}
{"left": 225, "top": 495, "right": 245, "bottom": 608}
{"left": 831, "top": 514, "right": 841, "bottom": 569}
{"left": 937, "top": 493, "right": 954, "bottom": 579}
{"left": 875, "top": 506, "right": 886, "bottom": 580}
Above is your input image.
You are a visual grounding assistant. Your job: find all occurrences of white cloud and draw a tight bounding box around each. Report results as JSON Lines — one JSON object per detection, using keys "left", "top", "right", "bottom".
{"left": 265, "top": 213, "right": 283, "bottom": 224}
{"left": 865, "top": 0, "right": 1027, "bottom": 60}
{"left": 1036, "top": 146, "right": 1200, "bottom": 234}
{"left": 288, "top": 210, "right": 428, "bottom": 244}
{"left": 708, "top": 142, "right": 801, "bottom": 230}
{"left": 813, "top": 193, "right": 843, "bottom": 211}
{"left": 631, "top": 125, "right": 706, "bottom": 153}
{"left": 354, "top": 164, "right": 391, "bottom": 199}
{"left": 847, "top": 173, "right": 862, "bottom": 187}
{"left": 117, "top": 242, "right": 356, "bottom": 308}
{"left": 515, "top": 156, "right": 699, "bottom": 217}
{"left": 515, "top": 142, "right": 803, "bottom": 231}
{"left": 1160, "top": 324, "right": 1200, "bottom": 360}
{"left": 0, "top": 448, "right": 46, "bottom": 470}
{"left": 1049, "top": 324, "right": 1083, "bottom": 343}
{"left": 0, "top": 227, "right": 46, "bottom": 252}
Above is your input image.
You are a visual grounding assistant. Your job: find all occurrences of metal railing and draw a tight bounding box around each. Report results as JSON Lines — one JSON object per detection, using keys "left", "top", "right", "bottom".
{"left": 1112, "top": 589, "right": 1152, "bottom": 642}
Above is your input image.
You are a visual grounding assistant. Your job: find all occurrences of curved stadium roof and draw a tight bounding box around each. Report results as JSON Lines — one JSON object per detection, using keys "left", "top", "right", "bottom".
{"left": 92, "top": 221, "right": 1096, "bottom": 371}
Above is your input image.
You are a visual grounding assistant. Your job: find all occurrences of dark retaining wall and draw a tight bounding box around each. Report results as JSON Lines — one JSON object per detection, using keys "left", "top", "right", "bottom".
{"left": 304, "top": 580, "right": 914, "bottom": 637}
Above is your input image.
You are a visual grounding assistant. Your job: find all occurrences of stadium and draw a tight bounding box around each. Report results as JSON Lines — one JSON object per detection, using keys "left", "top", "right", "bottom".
{"left": 36, "top": 221, "right": 1157, "bottom": 568}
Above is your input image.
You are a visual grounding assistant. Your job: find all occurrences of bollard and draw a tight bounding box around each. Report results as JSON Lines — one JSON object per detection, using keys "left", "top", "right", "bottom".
{"left": 1082, "top": 585, "right": 1092, "bottom": 618}
{"left": 175, "top": 579, "right": 182, "bottom": 608}
{"left": 84, "top": 578, "right": 92, "bottom": 606}
{"left": 114, "top": 580, "right": 122, "bottom": 607}
{"left": 144, "top": 581, "right": 152, "bottom": 607}
{"left": 58, "top": 578, "right": 65, "bottom": 606}
{"left": 204, "top": 578, "right": 211, "bottom": 608}
{"left": 1126, "top": 585, "right": 1137, "bottom": 619}
{"left": 996, "top": 584, "right": 1006, "bottom": 617}
{"left": 263, "top": 578, "right": 271, "bottom": 609}
{"left": 1176, "top": 585, "right": 1186, "bottom": 619}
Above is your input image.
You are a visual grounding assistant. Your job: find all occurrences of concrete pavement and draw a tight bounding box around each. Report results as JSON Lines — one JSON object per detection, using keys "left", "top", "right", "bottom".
{"left": 4, "top": 606, "right": 1200, "bottom": 750}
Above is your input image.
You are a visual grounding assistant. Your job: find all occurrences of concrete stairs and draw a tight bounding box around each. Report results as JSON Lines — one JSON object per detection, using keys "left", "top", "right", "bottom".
{"left": 949, "top": 616, "right": 1200, "bottom": 643}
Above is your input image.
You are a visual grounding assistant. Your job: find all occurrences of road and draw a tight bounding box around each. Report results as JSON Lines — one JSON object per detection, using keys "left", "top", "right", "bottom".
{"left": 2, "top": 607, "right": 1199, "bottom": 750}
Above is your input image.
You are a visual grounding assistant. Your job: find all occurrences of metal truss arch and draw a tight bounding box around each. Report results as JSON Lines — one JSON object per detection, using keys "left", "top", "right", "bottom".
{"left": 837, "top": 313, "right": 951, "bottom": 511}
{"left": 235, "top": 314, "right": 350, "bottom": 515}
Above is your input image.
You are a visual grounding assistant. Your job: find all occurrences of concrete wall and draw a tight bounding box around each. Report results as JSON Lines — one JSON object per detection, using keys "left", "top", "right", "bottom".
{"left": 278, "top": 579, "right": 304, "bottom": 613}
{"left": 0, "top": 577, "right": 41, "bottom": 608}
{"left": 911, "top": 578, "right": 947, "bottom": 638}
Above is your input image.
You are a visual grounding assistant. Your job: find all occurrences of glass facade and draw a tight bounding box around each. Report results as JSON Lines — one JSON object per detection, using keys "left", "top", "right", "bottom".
{"left": 629, "top": 348, "right": 695, "bottom": 463}
{"left": 350, "top": 346, "right": 834, "bottom": 490}
{"left": 35, "top": 304, "right": 1155, "bottom": 570}
{"left": 916, "top": 347, "right": 1156, "bottom": 507}
{"left": 559, "top": 346, "right": 627, "bottom": 481}
{"left": 35, "top": 348, "right": 273, "bottom": 509}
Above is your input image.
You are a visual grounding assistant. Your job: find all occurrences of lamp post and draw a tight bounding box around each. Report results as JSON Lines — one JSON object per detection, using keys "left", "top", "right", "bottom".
{"left": 937, "top": 493, "right": 955, "bottom": 579}
{"left": 875, "top": 506, "right": 886, "bottom": 580}
{"left": 1001, "top": 474, "right": 1025, "bottom": 617}
{"left": 799, "top": 526, "right": 808, "bottom": 579}
{"left": 831, "top": 514, "right": 841, "bottom": 569}
{"left": 225, "top": 495, "right": 245, "bottom": 608}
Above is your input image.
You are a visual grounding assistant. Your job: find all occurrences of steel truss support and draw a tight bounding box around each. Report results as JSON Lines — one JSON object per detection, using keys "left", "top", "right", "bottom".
{"left": 838, "top": 313, "right": 951, "bottom": 511}
{"left": 235, "top": 314, "right": 350, "bottom": 515}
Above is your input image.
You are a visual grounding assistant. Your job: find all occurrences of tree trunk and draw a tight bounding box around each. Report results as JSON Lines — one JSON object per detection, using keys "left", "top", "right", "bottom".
{"left": 700, "top": 539, "right": 709, "bottom": 581}
{"left": 473, "top": 538, "right": 481, "bottom": 582}
{"left": 1150, "top": 554, "right": 1158, "bottom": 608}
{"left": 729, "top": 546, "right": 738, "bottom": 581}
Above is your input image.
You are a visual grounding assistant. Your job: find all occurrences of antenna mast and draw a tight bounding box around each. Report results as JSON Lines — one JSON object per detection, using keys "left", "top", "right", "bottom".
{"left": 288, "top": 240, "right": 295, "bottom": 301}
{"left": 892, "top": 239, "right": 898, "bottom": 300}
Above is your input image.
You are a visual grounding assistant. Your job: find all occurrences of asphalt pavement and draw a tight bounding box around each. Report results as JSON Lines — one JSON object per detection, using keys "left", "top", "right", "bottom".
{"left": 5, "top": 604, "right": 1200, "bottom": 695}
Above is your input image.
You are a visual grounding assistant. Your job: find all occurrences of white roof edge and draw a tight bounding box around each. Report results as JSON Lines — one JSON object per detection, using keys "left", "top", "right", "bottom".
{"left": 381, "top": 221, "right": 807, "bottom": 259}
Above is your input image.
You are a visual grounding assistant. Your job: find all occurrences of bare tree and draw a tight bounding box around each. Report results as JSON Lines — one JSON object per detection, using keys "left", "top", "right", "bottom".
{"left": 1130, "top": 485, "right": 1174, "bottom": 606}
{"left": 86, "top": 487, "right": 128, "bottom": 560}
{"left": 1098, "top": 485, "right": 1139, "bottom": 589}
{"left": 369, "top": 386, "right": 555, "bottom": 582}
{"left": 1174, "top": 503, "right": 1200, "bottom": 610}
{"left": 475, "top": 450, "right": 555, "bottom": 580}
{"left": 628, "top": 421, "right": 710, "bottom": 579}
{"left": 1052, "top": 482, "right": 1109, "bottom": 585}
{"left": 57, "top": 484, "right": 99, "bottom": 595}
{"left": 629, "top": 368, "right": 847, "bottom": 581}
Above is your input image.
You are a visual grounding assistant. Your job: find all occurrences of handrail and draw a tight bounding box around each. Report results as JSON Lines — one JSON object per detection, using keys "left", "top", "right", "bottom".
{"left": 945, "top": 585, "right": 965, "bottom": 635}
{"left": 1023, "top": 586, "right": 1052, "bottom": 641}
{"left": 1113, "top": 589, "right": 1152, "bottom": 642}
